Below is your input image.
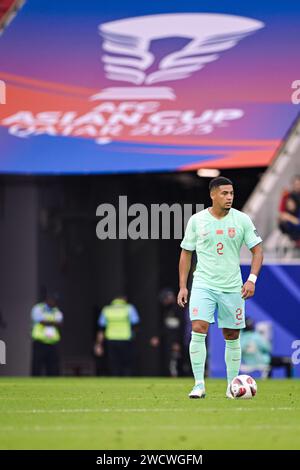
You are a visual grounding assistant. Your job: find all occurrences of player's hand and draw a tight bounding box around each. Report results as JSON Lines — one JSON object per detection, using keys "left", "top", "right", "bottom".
{"left": 241, "top": 281, "right": 255, "bottom": 299}
{"left": 177, "top": 287, "right": 188, "bottom": 307}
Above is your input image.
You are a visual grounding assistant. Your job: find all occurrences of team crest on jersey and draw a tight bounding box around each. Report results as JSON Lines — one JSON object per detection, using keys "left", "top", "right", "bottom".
{"left": 228, "top": 227, "right": 236, "bottom": 238}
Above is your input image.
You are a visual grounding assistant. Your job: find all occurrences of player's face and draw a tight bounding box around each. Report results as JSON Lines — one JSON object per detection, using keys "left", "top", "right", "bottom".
{"left": 211, "top": 184, "right": 234, "bottom": 210}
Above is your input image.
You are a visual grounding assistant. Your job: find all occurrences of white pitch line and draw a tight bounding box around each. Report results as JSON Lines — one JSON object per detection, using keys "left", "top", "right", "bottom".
{"left": 0, "top": 407, "right": 297, "bottom": 414}
{"left": 0, "top": 424, "right": 299, "bottom": 433}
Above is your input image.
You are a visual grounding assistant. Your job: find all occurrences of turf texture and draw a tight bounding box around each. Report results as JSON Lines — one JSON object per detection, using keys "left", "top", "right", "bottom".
{"left": 0, "top": 378, "right": 299, "bottom": 450}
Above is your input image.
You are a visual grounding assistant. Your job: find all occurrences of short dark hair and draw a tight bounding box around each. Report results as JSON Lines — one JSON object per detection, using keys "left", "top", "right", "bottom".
{"left": 209, "top": 176, "right": 233, "bottom": 192}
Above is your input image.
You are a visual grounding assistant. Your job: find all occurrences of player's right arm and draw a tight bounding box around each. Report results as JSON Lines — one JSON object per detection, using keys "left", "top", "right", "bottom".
{"left": 177, "top": 249, "right": 193, "bottom": 307}
{"left": 178, "top": 214, "right": 197, "bottom": 307}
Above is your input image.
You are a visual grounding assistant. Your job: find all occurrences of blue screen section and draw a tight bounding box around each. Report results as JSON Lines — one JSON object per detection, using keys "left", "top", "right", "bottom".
{"left": 0, "top": 130, "right": 218, "bottom": 174}
{"left": 209, "top": 265, "right": 300, "bottom": 379}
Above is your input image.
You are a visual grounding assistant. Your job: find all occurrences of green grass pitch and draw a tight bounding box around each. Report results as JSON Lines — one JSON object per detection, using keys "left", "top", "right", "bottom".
{"left": 0, "top": 378, "right": 299, "bottom": 450}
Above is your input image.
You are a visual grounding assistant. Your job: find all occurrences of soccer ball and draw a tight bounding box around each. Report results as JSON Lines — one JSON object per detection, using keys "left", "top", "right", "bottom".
{"left": 230, "top": 375, "right": 257, "bottom": 399}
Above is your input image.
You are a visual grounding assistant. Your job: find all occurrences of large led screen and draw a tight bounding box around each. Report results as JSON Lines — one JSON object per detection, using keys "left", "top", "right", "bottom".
{"left": 0, "top": 0, "right": 299, "bottom": 173}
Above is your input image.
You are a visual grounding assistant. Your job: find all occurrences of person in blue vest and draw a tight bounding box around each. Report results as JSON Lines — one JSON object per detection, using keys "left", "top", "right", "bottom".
{"left": 94, "top": 295, "right": 140, "bottom": 376}
{"left": 31, "top": 292, "right": 63, "bottom": 376}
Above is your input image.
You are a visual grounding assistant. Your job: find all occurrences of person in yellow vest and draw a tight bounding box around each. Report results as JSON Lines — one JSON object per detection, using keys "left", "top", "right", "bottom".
{"left": 31, "top": 293, "right": 63, "bottom": 376}
{"left": 94, "top": 296, "right": 140, "bottom": 376}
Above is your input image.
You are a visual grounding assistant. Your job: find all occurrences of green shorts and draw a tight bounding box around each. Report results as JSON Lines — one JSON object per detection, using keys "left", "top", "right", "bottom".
{"left": 189, "top": 287, "right": 245, "bottom": 329}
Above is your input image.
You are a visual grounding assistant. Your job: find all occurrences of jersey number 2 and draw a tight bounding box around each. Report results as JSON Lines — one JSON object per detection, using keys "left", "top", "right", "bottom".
{"left": 236, "top": 308, "right": 243, "bottom": 321}
{"left": 217, "top": 242, "right": 224, "bottom": 255}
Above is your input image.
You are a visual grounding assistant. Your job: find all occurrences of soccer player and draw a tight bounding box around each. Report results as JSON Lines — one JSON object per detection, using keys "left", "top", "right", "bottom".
{"left": 177, "top": 177, "right": 263, "bottom": 398}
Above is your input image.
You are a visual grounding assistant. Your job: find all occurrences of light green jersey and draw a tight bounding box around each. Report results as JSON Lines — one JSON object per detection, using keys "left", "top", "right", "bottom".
{"left": 180, "top": 208, "right": 262, "bottom": 292}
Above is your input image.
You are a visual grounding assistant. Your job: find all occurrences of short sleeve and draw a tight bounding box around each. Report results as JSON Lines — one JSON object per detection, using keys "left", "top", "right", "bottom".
{"left": 243, "top": 215, "right": 262, "bottom": 249}
{"left": 180, "top": 216, "right": 197, "bottom": 251}
{"left": 54, "top": 310, "right": 63, "bottom": 324}
{"left": 128, "top": 305, "right": 140, "bottom": 325}
{"left": 98, "top": 310, "right": 107, "bottom": 328}
{"left": 31, "top": 305, "right": 44, "bottom": 323}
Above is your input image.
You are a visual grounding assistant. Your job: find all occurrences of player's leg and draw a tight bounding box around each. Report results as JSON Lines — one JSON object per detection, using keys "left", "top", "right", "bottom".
{"left": 223, "top": 328, "right": 241, "bottom": 396}
{"left": 217, "top": 292, "right": 245, "bottom": 397}
{"left": 188, "top": 288, "right": 216, "bottom": 398}
{"left": 189, "top": 320, "right": 209, "bottom": 398}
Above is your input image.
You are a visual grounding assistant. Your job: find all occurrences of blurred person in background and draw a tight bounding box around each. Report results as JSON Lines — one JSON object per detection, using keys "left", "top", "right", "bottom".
{"left": 241, "top": 317, "right": 293, "bottom": 378}
{"left": 93, "top": 304, "right": 108, "bottom": 376}
{"left": 278, "top": 175, "right": 300, "bottom": 242}
{"left": 150, "top": 288, "right": 184, "bottom": 377}
{"left": 31, "top": 292, "right": 63, "bottom": 376}
{"left": 94, "top": 295, "right": 140, "bottom": 376}
{"left": 241, "top": 317, "right": 271, "bottom": 377}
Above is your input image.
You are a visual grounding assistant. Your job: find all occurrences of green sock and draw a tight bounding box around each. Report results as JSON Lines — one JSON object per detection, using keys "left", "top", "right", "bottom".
{"left": 225, "top": 338, "right": 241, "bottom": 384}
{"left": 189, "top": 332, "right": 207, "bottom": 384}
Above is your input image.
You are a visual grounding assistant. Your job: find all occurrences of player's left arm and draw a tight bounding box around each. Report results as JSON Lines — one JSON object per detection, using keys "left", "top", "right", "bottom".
{"left": 241, "top": 243, "right": 263, "bottom": 299}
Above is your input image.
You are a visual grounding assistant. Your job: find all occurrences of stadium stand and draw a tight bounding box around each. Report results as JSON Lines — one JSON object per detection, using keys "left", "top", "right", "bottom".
{"left": 241, "top": 117, "right": 300, "bottom": 261}
{"left": 0, "top": 0, "right": 24, "bottom": 35}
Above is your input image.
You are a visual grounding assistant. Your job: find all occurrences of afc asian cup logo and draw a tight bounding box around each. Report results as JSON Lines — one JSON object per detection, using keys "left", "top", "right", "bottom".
{"left": 93, "top": 13, "right": 264, "bottom": 101}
